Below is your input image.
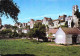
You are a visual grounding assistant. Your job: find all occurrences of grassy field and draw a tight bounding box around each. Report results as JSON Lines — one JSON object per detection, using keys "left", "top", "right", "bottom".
{"left": 0, "top": 39, "right": 80, "bottom": 56}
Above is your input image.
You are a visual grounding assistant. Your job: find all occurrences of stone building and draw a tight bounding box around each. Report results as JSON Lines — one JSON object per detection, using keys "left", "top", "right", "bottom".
{"left": 65, "top": 16, "right": 72, "bottom": 28}
{"left": 35, "top": 20, "right": 42, "bottom": 23}
{"left": 58, "top": 15, "right": 67, "bottom": 21}
{"left": 72, "top": 5, "right": 79, "bottom": 27}
{"left": 42, "top": 17, "right": 54, "bottom": 28}
{"left": 53, "top": 20, "right": 60, "bottom": 28}
{"left": 22, "top": 23, "right": 27, "bottom": 28}
{"left": 55, "top": 27, "right": 80, "bottom": 44}
{"left": 14, "top": 22, "right": 22, "bottom": 28}
{"left": 30, "top": 19, "right": 35, "bottom": 29}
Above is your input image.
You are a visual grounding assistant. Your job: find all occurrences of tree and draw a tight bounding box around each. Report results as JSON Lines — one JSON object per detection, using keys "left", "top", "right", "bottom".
{"left": 27, "top": 22, "right": 47, "bottom": 41}
{"left": 4, "top": 24, "right": 12, "bottom": 29}
{"left": 1, "top": 29, "right": 12, "bottom": 34}
{"left": 12, "top": 26, "right": 18, "bottom": 30}
{"left": 46, "top": 25, "right": 49, "bottom": 32}
{"left": 26, "top": 25, "right": 30, "bottom": 29}
{"left": 11, "top": 30, "right": 19, "bottom": 38}
{"left": 48, "top": 33, "right": 52, "bottom": 37}
{"left": 27, "top": 29, "right": 35, "bottom": 38}
{"left": 0, "top": 29, "right": 12, "bottom": 38}
{"left": 0, "top": 0, "right": 20, "bottom": 23}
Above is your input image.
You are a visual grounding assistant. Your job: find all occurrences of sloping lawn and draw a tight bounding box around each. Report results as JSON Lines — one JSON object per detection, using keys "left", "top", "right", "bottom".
{"left": 0, "top": 39, "right": 80, "bottom": 56}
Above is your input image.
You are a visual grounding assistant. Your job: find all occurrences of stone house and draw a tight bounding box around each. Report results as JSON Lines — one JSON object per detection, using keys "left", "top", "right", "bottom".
{"left": 27, "top": 22, "right": 30, "bottom": 26}
{"left": 58, "top": 15, "right": 67, "bottom": 21}
{"left": 30, "top": 19, "right": 35, "bottom": 29}
{"left": 46, "top": 28, "right": 58, "bottom": 41}
{"left": 22, "top": 29, "right": 29, "bottom": 33}
{"left": 47, "top": 28, "right": 58, "bottom": 37}
{"left": 42, "top": 17, "right": 54, "bottom": 28}
{"left": 65, "top": 16, "right": 72, "bottom": 28}
{"left": 42, "top": 17, "right": 49, "bottom": 25}
{"left": 53, "top": 20, "right": 60, "bottom": 28}
{"left": 35, "top": 20, "right": 42, "bottom": 24}
{"left": 22, "top": 23, "right": 27, "bottom": 28}
{"left": 14, "top": 22, "right": 22, "bottom": 28}
{"left": 55, "top": 27, "right": 80, "bottom": 44}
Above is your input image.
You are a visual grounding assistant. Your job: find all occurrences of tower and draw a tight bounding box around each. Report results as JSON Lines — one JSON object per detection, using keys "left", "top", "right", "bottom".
{"left": 72, "top": 5, "right": 79, "bottom": 27}
{"left": 72, "top": 5, "right": 78, "bottom": 13}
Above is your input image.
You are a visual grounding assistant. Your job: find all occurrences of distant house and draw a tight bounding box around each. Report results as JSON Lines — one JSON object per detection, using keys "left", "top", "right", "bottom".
{"left": 42, "top": 17, "right": 54, "bottom": 28}
{"left": 22, "top": 23, "right": 27, "bottom": 28}
{"left": 47, "top": 28, "right": 58, "bottom": 37}
{"left": 53, "top": 20, "right": 60, "bottom": 28}
{"left": 55, "top": 27, "right": 80, "bottom": 44}
{"left": 14, "top": 22, "right": 22, "bottom": 28}
{"left": 22, "top": 29, "right": 29, "bottom": 33}
{"left": 35, "top": 20, "right": 42, "bottom": 23}
{"left": 30, "top": 19, "right": 35, "bottom": 29}
{"left": 46, "top": 28, "right": 58, "bottom": 41}
{"left": 65, "top": 16, "right": 72, "bottom": 28}
{"left": 58, "top": 15, "right": 67, "bottom": 21}
{"left": 42, "top": 17, "right": 49, "bottom": 25}
{"left": 27, "top": 22, "right": 30, "bottom": 26}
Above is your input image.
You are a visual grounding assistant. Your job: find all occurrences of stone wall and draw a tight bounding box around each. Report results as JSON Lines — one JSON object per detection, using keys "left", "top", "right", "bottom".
{"left": 77, "top": 35, "right": 80, "bottom": 43}
{"left": 66, "top": 34, "right": 72, "bottom": 44}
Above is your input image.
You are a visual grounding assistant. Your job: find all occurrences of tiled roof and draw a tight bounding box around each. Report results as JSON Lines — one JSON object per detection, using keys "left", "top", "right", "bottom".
{"left": 35, "top": 20, "right": 42, "bottom": 23}
{"left": 48, "top": 28, "right": 58, "bottom": 34}
{"left": 59, "top": 16, "right": 64, "bottom": 18}
{"left": 44, "top": 17, "right": 51, "bottom": 20}
{"left": 52, "top": 19, "right": 64, "bottom": 22}
{"left": 52, "top": 19, "right": 59, "bottom": 22}
{"left": 58, "top": 15, "right": 67, "bottom": 19}
{"left": 62, "top": 27, "right": 80, "bottom": 34}
{"left": 31, "top": 19, "right": 34, "bottom": 21}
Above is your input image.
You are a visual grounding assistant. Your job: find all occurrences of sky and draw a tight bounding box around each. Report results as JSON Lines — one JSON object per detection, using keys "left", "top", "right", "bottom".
{"left": 1, "top": 0, "right": 80, "bottom": 25}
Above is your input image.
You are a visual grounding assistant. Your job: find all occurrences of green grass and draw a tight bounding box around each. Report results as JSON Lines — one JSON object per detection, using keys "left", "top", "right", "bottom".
{"left": 0, "top": 39, "right": 80, "bottom": 56}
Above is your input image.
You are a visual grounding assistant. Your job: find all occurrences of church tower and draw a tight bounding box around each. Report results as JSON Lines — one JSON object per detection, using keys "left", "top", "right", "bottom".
{"left": 72, "top": 5, "right": 79, "bottom": 27}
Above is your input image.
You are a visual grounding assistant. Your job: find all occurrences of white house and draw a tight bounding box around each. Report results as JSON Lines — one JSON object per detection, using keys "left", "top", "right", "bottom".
{"left": 30, "top": 19, "right": 35, "bottom": 29}
{"left": 55, "top": 27, "right": 80, "bottom": 44}
{"left": 22, "top": 29, "right": 29, "bottom": 33}
{"left": 42, "top": 17, "right": 54, "bottom": 28}
{"left": 22, "top": 23, "right": 27, "bottom": 28}
{"left": 42, "top": 17, "right": 49, "bottom": 25}
{"left": 14, "top": 22, "right": 22, "bottom": 28}
{"left": 53, "top": 20, "right": 59, "bottom": 28}
{"left": 27, "top": 22, "right": 30, "bottom": 26}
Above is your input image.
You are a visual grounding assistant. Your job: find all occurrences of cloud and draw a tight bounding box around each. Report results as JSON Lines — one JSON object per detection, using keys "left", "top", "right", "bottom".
{"left": 18, "top": 12, "right": 71, "bottom": 23}
{"left": 19, "top": 12, "right": 67, "bottom": 21}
